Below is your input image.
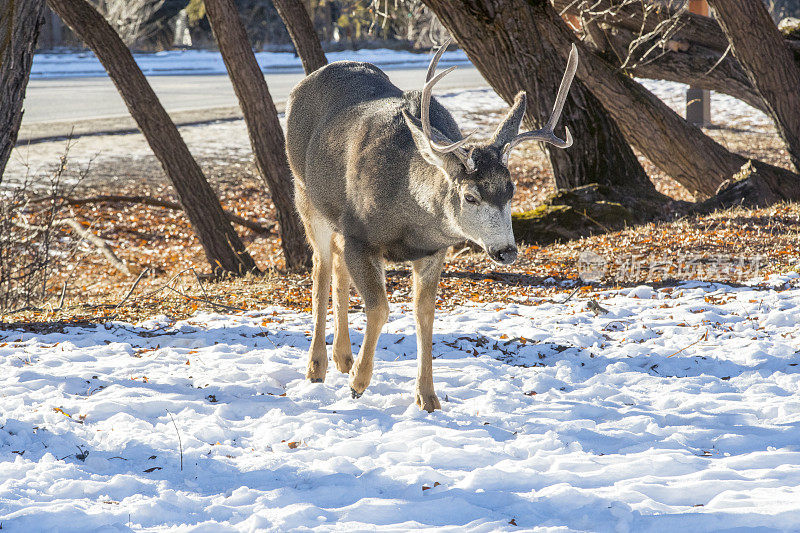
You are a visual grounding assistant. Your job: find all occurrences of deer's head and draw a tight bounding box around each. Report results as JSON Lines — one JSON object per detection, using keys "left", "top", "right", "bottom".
{"left": 402, "top": 41, "right": 578, "bottom": 265}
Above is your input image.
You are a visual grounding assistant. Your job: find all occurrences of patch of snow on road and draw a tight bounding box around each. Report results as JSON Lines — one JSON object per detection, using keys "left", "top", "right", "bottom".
{"left": 2, "top": 274, "right": 800, "bottom": 531}
{"left": 31, "top": 48, "right": 471, "bottom": 79}
{"left": 4, "top": 80, "right": 774, "bottom": 190}
{"left": 638, "top": 78, "right": 773, "bottom": 132}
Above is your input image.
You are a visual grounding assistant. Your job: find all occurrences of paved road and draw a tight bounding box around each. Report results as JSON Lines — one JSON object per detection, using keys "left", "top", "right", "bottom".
{"left": 19, "top": 66, "right": 488, "bottom": 142}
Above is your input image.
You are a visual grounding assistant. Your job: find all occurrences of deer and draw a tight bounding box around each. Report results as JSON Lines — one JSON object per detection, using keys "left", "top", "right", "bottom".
{"left": 285, "top": 41, "right": 578, "bottom": 412}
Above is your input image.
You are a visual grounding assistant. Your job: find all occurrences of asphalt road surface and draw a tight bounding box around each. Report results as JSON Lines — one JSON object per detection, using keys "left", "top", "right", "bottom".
{"left": 19, "top": 66, "right": 487, "bottom": 142}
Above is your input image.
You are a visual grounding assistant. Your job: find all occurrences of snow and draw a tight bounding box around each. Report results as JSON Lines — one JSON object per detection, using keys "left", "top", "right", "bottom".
{"left": 3, "top": 274, "right": 800, "bottom": 531}
{"left": 4, "top": 89, "right": 510, "bottom": 190}
{"left": 30, "top": 48, "right": 470, "bottom": 79}
{"left": 638, "top": 78, "right": 773, "bottom": 132}
{"left": 30, "top": 46, "right": 768, "bottom": 134}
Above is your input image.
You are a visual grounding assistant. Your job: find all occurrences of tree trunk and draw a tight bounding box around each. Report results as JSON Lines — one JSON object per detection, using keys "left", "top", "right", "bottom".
{"left": 554, "top": 0, "right": 800, "bottom": 114}
{"left": 204, "top": 0, "right": 311, "bottom": 271}
{"left": 47, "top": 0, "right": 258, "bottom": 276}
{"left": 556, "top": 0, "right": 800, "bottom": 60}
{"left": 526, "top": 0, "right": 800, "bottom": 201}
{"left": 553, "top": 0, "right": 729, "bottom": 52}
{"left": 600, "top": 25, "right": 766, "bottom": 112}
{"left": 0, "top": 0, "right": 46, "bottom": 184}
{"left": 708, "top": 0, "right": 800, "bottom": 173}
{"left": 272, "top": 0, "right": 327, "bottom": 74}
{"left": 422, "top": 0, "right": 658, "bottom": 200}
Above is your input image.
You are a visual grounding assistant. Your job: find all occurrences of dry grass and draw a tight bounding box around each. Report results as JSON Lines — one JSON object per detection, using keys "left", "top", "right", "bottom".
{"left": 2, "top": 121, "right": 798, "bottom": 328}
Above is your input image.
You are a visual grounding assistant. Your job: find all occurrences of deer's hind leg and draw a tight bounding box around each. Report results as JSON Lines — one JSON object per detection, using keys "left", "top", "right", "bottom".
{"left": 302, "top": 210, "right": 334, "bottom": 383}
{"left": 331, "top": 234, "right": 354, "bottom": 374}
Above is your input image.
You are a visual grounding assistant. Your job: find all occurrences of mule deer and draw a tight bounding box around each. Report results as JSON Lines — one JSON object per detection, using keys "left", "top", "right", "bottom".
{"left": 286, "top": 41, "right": 578, "bottom": 411}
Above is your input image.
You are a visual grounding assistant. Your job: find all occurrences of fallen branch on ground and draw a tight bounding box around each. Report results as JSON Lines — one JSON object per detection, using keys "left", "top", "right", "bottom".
{"left": 116, "top": 267, "right": 150, "bottom": 310}
{"left": 14, "top": 217, "right": 130, "bottom": 276}
{"left": 31, "top": 195, "right": 274, "bottom": 235}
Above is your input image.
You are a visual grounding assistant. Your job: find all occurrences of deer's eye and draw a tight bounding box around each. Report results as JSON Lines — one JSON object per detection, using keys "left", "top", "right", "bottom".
{"left": 464, "top": 193, "right": 480, "bottom": 205}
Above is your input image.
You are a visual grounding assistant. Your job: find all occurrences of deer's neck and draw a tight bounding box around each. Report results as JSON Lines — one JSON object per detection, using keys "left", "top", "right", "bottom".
{"left": 408, "top": 160, "right": 463, "bottom": 243}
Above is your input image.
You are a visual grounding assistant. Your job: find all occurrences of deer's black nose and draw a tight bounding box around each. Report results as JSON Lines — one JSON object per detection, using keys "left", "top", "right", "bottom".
{"left": 490, "top": 246, "right": 518, "bottom": 265}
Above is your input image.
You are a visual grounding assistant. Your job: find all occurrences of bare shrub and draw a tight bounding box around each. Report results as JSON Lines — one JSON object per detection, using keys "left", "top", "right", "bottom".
{"left": 0, "top": 146, "right": 86, "bottom": 313}
{"left": 92, "top": 0, "right": 166, "bottom": 48}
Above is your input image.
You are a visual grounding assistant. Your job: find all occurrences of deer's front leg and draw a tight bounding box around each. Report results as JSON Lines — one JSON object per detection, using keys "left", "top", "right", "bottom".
{"left": 343, "top": 238, "right": 388, "bottom": 398}
{"left": 331, "top": 236, "right": 354, "bottom": 374}
{"left": 412, "top": 250, "right": 446, "bottom": 412}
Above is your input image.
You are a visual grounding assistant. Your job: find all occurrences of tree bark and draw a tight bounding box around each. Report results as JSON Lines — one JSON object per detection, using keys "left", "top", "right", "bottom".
{"left": 555, "top": 0, "right": 800, "bottom": 58}
{"left": 47, "top": 0, "right": 258, "bottom": 276}
{"left": 204, "top": 0, "right": 311, "bottom": 271}
{"left": 554, "top": 0, "right": 800, "bottom": 114}
{"left": 272, "top": 0, "right": 327, "bottom": 74}
{"left": 600, "top": 25, "right": 766, "bottom": 112}
{"left": 527, "top": 0, "right": 800, "bottom": 201}
{"left": 552, "top": 0, "right": 723, "bottom": 53}
{"left": 708, "top": 0, "right": 800, "bottom": 173}
{"left": 423, "top": 0, "right": 657, "bottom": 200}
{"left": 0, "top": 0, "right": 46, "bottom": 184}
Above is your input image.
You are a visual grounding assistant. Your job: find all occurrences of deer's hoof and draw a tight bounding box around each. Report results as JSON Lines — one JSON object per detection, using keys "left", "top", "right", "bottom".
{"left": 333, "top": 353, "right": 354, "bottom": 374}
{"left": 306, "top": 358, "right": 326, "bottom": 383}
{"left": 415, "top": 391, "right": 441, "bottom": 413}
{"left": 350, "top": 387, "right": 363, "bottom": 399}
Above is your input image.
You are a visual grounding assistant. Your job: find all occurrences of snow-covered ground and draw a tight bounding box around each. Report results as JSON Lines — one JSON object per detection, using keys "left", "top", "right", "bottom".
{"left": 2, "top": 274, "right": 800, "bottom": 531}
{"left": 30, "top": 48, "right": 470, "bottom": 79}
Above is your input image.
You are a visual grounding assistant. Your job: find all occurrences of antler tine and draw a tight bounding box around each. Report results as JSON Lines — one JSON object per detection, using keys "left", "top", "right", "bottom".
{"left": 419, "top": 39, "right": 476, "bottom": 169}
{"left": 503, "top": 44, "right": 578, "bottom": 158}
{"left": 421, "top": 65, "right": 472, "bottom": 152}
{"left": 426, "top": 38, "right": 451, "bottom": 82}
{"left": 545, "top": 43, "right": 578, "bottom": 132}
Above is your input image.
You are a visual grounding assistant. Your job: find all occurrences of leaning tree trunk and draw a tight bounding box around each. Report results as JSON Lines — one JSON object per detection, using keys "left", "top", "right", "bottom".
{"left": 423, "top": 0, "right": 658, "bottom": 201}
{"left": 272, "top": 0, "right": 327, "bottom": 74}
{"left": 598, "top": 25, "right": 766, "bottom": 113}
{"left": 48, "top": 0, "right": 258, "bottom": 276}
{"left": 204, "top": 0, "right": 311, "bottom": 271}
{"left": 0, "top": 0, "right": 46, "bottom": 184}
{"left": 553, "top": 0, "right": 800, "bottom": 115}
{"left": 708, "top": 0, "right": 800, "bottom": 174}
{"left": 525, "top": 0, "right": 800, "bottom": 202}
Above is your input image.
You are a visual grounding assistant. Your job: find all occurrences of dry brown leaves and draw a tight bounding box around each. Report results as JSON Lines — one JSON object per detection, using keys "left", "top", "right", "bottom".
{"left": 2, "top": 125, "right": 798, "bottom": 328}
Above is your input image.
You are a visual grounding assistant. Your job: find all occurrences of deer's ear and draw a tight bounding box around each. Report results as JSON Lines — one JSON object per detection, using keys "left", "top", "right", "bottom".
{"left": 402, "top": 110, "right": 445, "bottom": 168}
{"left": 491, "top": 92, "right": 527, "bottom": 149}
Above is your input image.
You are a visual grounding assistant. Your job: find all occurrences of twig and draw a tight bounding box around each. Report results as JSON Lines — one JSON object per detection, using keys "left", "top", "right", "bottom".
{"left": 115, "top": 267, "right": 150, "bottom": 310}
{"left": 191, "top": 268, "right": 212, "bottom": 302}
{"left": 137, "top": 268, "right": 195, "bottom": 300}
{"left": 561, "top": 285, "right": 583, "bottom": 304}
{"left": 164, "top": 282, "right": 247, "bottom": 313}
{"left": 60, "top": 218, "right": 131, "bottom": 276}
{"left": 56, "top": 279, "right": 68, "bottom": 311}
{"left": 579, "top": 209, "right": 612, "bottom": 233}
{"left": 666, "top": 330, "right": 708, "bottom": 358}
{"left": 14, "top": 217, "right": 130, "bottom": 276}
{"left": 165, "top": 409, "right": 183, "bottom": 472}
{"left": 704, "top": 43, "right": 732, "bottom": 76}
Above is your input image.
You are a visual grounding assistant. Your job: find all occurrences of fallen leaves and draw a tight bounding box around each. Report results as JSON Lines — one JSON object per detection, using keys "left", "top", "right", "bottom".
{"left": 3, "top": 144, "right": 799, "bottom": 327}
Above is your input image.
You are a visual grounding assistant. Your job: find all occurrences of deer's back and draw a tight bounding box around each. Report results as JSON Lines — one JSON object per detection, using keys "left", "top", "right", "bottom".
{"left": 286, "top": 61, "right": 462, "bottom": 252}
